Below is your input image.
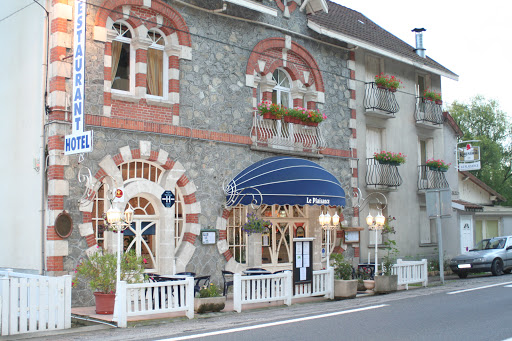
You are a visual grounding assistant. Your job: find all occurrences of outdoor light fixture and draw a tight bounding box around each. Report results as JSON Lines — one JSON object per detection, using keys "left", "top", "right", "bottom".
{"left": 318, "top": 211, "right": 340, "bottom": 269}
{"left": 352, "top": 188, "right": 388, "bottom": 277}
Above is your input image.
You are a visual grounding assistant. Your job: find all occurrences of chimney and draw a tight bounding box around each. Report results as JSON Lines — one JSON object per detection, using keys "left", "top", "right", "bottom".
{"left": 412, "top": 28, "right": 426, "bottom": 58}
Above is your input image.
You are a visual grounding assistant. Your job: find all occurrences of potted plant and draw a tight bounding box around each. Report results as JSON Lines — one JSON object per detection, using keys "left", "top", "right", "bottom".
{"left": 375, "top": 216, "right": 398, "bottom": 294}
{"left": 331, "top": 253, "right": 358, "bottom": 299}
{"left": 194, "top": 283, "right": 226, "bottom": 313}
{"left": 373, "top": 151, "right": 407, "bottom": 165}
{"left": 257, "top": 100, "right": 285, "bottom": 120}
{"left": 242, "top": 213, "right": 271, "bottom": 235}
{"left": 423, "top": 89, "right": 442, "bottom": 104}
{"left": 374, "top": 73, "right": 403, "bottom": 92}
{"left": 356, "top": 268, "right": 374, "bottom": 290}
{"left": 284, "top": 107, "right": 307, "bottom": 124}
{"left": 426, "top": 158, "right": 450, "bottom": 172}
{"left": 73, "top": 249, "right": 146, "bottom": 314}
{"left": 304, "top": 108, "right": 327, "bottom": 126}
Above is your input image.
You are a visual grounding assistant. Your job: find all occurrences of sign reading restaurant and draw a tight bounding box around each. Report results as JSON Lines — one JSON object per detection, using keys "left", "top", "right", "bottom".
{"left": 458, "top": 143, "right": 481, "bottom": 171}
{"left": 65, "top": 0, "right": 93, "bottom": 155}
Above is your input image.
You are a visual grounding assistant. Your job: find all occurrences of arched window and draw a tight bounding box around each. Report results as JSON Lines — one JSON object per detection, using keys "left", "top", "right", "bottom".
{"left": 272, "top": 69, "right": 291, "bottom": 108}
{"left": 146, "top": 29, "right": 166, "bottom": 97}
{"left": 111, "top": 22, "right": 132, "bottom": 92}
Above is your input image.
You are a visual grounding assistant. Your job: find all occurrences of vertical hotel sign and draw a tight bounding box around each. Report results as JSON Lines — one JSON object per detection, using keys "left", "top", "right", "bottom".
{"left": 65, "top": 0, "right": 93, "bottom": 155}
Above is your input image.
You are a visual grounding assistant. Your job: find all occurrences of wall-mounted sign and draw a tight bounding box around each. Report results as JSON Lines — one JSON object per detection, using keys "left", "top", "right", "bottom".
{"left": 458, "top": 143, "right": 481, "bottom": 171}
{"left": 112, "top": 188, "right": 124, "bottom": 202}
{"left": 65, "top": 0, "right": 93, "bottom": 155}
{"left": 200, "top": 229, "right": 217, "bottom": 245}
{"left": 161, "top": 190, "right": 175, "bottom": 208}
{"left": 344, "top": 231, "right": 360, "bottom": 243}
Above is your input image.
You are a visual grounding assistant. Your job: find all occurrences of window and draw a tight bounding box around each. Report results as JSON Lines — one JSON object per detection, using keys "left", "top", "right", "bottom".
{"left": 272, "top": 69, "right": 291, "bottom": 107}
{"left": 475, "top": 220, "right": 499, "bottom": 241}
{"left": 111, "top": 22, "right": 132, "bottom": 92}
{"left": 146, "top": 30, "right": 166, "bottom": 97}
{"left": 227, "top": 205, "right": 248, "bottom": 264}
{"left": 416, "top": 73, "right": 431, "bottom": 97}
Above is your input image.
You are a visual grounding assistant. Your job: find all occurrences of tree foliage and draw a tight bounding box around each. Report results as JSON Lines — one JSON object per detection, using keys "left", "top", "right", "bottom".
{"left": 449, "top": 95, "right": 512, "bottom": 205}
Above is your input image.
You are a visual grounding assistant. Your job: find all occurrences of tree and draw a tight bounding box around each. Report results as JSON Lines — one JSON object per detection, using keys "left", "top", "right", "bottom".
{"left": 449, "top": 95, "right": 512, "bottom": 205}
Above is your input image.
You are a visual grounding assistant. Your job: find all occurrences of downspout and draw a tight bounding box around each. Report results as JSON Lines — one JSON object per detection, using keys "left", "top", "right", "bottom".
{"left": 34, "top": 0, "right": 50, "bottom": 275}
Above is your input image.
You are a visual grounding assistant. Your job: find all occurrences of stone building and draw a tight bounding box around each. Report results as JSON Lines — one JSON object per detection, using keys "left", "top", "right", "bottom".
{"left": 1, "top": 0, "right": 463, "bottom": 307}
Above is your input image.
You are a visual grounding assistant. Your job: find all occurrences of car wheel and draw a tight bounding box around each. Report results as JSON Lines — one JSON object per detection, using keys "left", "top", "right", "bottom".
{"left": 457, "top": 272, "right": 468, "bottom": 279}
{"left": 491, "top": 258, "right": 504, "bottom": 276}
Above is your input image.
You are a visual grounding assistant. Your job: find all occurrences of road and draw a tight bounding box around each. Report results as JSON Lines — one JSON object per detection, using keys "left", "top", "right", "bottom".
{"left": 23, "top": 274, "right": 512, "bottom": 341}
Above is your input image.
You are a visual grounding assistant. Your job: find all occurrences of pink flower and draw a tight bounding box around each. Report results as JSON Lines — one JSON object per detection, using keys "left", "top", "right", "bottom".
{"left": 143, "top": 258, "right": 148, "bottom": 264}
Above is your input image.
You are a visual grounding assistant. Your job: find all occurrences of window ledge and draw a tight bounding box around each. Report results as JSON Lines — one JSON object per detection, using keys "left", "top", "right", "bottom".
{"left": 146, "top": 97, "right": 173, "bottom": 108}
{"left": 112, "top": 91, "right": 140, "bottom": 103}
{"left": 419, "top": 243, "right": 438, "bottom": 247}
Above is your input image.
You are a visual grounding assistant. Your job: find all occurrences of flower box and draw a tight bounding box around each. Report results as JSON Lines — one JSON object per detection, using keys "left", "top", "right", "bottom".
{"left": 263, "top": 113, "right": 279, "bottom": 120}
{"left": 374, "top": 73, "right": 403, "bottom": 92}
{"left": 194, "top": 296, "right": 226, "bottom": 313}
{"left": 373, "top": 151, "right": 406, "bottom": 165}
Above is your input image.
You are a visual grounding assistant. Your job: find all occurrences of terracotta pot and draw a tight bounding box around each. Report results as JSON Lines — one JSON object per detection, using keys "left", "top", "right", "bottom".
{"left": 435, "top": 100, "right": 443, "bottom": 105}
{"left": 94, "top": 292, "right": 115, "bottom": 315}
{"left": 306, "top": 121, "right": 319, "bottom": 127}
{"left": 262, "top": 113, "right": 279, "bottom": 120}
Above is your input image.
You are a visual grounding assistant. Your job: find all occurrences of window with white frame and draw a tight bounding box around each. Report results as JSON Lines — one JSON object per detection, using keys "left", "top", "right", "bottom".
{"left": 272, "top": 69, "right": 291, "bottom": 107}
{"left": 111, "top": 22, "right": 132, "bottom": 92}
{"left": 475, "top": 219, "right": 499, "bottom": 241}
{"left": 146, "top": 29, "right": 167, "bottom": 98}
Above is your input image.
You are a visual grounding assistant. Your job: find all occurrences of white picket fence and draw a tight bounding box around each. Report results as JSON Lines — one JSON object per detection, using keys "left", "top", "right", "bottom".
{"left": 233, "top": 269, "right": 334, "bottom": 312}
{"left": 391, "top": 259, "right": 428, "bottom": 289}
{"left": 116, "top": 276, "right": 194, "bottom": 328}
{"left": 0, "top": 270, "right": 71, "bottom": 336}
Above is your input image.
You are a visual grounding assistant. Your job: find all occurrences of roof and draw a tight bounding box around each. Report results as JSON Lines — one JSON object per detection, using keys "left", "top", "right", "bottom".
{"left": 443, "top": 112, "right": 464, "bottom": 137}
{"left": 459, "top": 171, "right": 506, "bottom": 202}
{"left": 307, "top": 1, "right": 458, "bottom": 80}
{"left": 452, "top": 199, "right": 483, "bottom": 212}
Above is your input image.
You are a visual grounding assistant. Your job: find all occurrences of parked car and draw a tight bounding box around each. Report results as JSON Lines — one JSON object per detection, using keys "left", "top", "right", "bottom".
{"left": 449, "top": 236, "right": 512, "bottom": 278}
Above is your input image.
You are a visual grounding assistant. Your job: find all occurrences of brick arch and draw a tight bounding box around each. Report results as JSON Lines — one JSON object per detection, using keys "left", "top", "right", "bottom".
{"left": 95, "top": 0, "right": 191, "bottom": 47}
{"left": 79, "top": 142, "right": 200, "bottom": 273}
{"left": 246, "top": 37, "right": 324, "bottom": 92}
{"left": 264, "top": 59, "right": 303, "bottom": 84}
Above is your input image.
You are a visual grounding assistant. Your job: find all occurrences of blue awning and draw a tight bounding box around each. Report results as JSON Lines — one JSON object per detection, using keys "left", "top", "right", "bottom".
{"left": 224, "top": 156, "right": 346, "bottom": 207}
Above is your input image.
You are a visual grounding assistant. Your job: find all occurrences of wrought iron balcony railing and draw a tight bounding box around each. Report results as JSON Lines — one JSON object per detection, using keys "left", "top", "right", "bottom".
{"left": 414, "top": 97, "right": 445, "bottom": 125}
{"left": 366, "top": 158, "right": 403, "bottom": 188}
{"left": 417, "top": 165, "right": 449, "bottom": 190}
{"left": 250, "top": 112, "right": 326, "bottom": 154}
{"left": 364, "top": 82, "right": 400, "bottom": 116}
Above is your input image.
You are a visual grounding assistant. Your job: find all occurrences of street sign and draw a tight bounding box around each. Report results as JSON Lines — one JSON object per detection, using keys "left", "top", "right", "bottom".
{"left": 161, "top": 190, "right": 175, "bottom": 208}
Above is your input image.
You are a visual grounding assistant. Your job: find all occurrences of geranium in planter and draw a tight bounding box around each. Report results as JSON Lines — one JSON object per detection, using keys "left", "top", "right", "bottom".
{"left": 257, "top": 100, "right": 285, "bottom": 120}
{"left": 73, "top": 249, "right": 146, "bottom": 314}
{"left": 374, "top": 73, "right": 403, "bottom": 92}
{"left": 373, "top": 151, "right": 406, "bottom": 165}
{"left": 304, "top": 108, "right": 327, "bottom": 126}
{"left": 426, "top": 158, "right": 450, "bottom": 172}
{"left": 423, "top": 89, "right": 442, "bottom": 104}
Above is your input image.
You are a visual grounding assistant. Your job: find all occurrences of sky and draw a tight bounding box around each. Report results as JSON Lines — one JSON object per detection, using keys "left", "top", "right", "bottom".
{"left": 330, "top": 0, "right": 512, "bottom": 116}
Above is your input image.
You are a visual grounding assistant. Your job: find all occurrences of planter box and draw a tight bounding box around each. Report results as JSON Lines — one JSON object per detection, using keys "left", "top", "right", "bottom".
{"left": 334, "top": 279, "right": 358, "bottom": 299}
{"left": 194, "top": 296, "right": 226, "bottom": 313}
{"left": 374, "top": 275, "right": 398, "bottom": 294}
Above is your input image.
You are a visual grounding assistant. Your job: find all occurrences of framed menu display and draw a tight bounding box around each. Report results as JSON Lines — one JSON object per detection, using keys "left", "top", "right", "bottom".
{"left": 293, "top": 238, "right": 314, "bottom": 285}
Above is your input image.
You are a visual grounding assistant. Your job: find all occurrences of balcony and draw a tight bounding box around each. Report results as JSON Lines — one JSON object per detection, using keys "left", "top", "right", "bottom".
{"left": 414, "top": 97, "right": 445, "bottom": 127}
{"left": 250, "top": 112, "right": 326, "bottom": 155}
{"left": 366, "top": 158, "right": 403, "bottom": 189}
{"left": 417, "top": 165, "right": 449, "bottom": 190}
{"left": 364, "top": 82, "right": 400, "bottom": 118}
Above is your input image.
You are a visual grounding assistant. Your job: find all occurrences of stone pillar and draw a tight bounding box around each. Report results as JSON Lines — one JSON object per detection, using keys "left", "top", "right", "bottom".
{"left": 247, "top": 233, "right": 262, "bottom": 268}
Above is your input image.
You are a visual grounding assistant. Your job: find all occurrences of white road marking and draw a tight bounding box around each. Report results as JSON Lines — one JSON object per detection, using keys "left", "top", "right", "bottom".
{"left": 160, "top": 304, "right": 389, "bottom": 341}
{"left": 447, "top": 281, "right": 512, "bottom": 295}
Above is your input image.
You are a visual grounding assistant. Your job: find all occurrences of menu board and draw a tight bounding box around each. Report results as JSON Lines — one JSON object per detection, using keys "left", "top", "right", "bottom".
{"left": 293, "top": 238, "right": 313, "bottom": 285}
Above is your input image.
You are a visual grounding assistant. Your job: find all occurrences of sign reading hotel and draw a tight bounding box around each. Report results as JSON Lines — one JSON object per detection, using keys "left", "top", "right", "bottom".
{"left": 458, "top": 143, "right": 481, "bottom": 171}
{"left": 65, "top": 0, "right": 93, "bottom": 155}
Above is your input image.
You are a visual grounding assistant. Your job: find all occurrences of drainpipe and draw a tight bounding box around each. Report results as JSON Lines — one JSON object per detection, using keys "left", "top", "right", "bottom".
{"left": 35, "top": 0, "right": 50, "bottom": 275}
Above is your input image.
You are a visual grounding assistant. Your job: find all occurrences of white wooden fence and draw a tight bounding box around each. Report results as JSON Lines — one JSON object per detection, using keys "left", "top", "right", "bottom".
{"left": 233, "top": 269, "right": 333, "bottom": 312}
{"left": 116, "top": 276, "right": 194, "bottom": 328}
{"left": 391, "top": 259, "right": 428, "bottom": 289}
{"left": 0, "top": 270, "right": 71, "bottom": 336}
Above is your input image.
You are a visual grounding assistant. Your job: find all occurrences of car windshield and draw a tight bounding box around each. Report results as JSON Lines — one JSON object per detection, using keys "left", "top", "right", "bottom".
{"left": 472, "top": 238, "right": 506, "bottom": 250}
